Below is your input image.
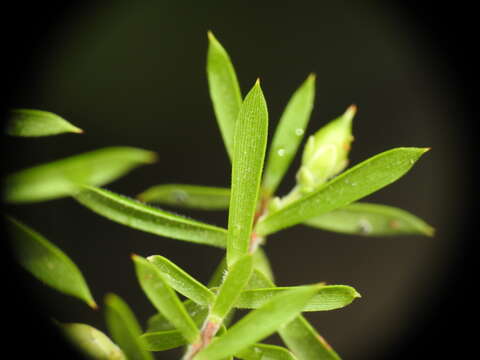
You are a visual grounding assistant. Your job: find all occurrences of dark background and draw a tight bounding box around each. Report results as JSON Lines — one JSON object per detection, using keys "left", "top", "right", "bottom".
{"left": 2, "top": 1, "right": 475, "bottom": 359}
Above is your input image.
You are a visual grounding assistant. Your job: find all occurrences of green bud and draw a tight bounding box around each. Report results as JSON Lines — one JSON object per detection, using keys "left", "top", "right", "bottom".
{"left": 296, "top": 105, "right": 356, "bottom": 192}
{"left": 59, "top": 322, "right": 126, "bottom": 360}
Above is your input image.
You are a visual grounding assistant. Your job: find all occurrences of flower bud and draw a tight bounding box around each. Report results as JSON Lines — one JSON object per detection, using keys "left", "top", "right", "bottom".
{"left": 296, "top": 105, "right": 356, "bottom": 192}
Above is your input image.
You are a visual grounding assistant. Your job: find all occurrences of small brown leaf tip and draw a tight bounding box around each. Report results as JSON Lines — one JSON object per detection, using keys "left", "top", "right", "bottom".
{"left": 348, "top": 104, "right": 358, "bottom": 114}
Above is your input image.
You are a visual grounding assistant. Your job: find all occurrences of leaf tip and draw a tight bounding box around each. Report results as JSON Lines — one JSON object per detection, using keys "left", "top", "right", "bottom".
{"left": 89, "top": 299, "right": 99, "bottom": 310}
{"left": 422, "top": 147, "right": 432, "bottom": 153}
{"left": 346, "top": 104, "right": 357, "bottom": 117}
{"left": 255, "top": 78, "right": 261, "bottom": 86}
{"left": 424, "top": 225, "right": 436, "bottom": 237}
{"left": 207, "top": 30, "right": 215, "bottom": 40}
{"left": 145, "top": 151, "right": 158, "bottom": 164}
{"left": 131, "top": 253, "right": 140, "bottom": 261}
{"left": 307, "top": 72, "right": 316, "bottom": 81}
{"left": 72, "top": 126, "right": 84, "bottom": 134}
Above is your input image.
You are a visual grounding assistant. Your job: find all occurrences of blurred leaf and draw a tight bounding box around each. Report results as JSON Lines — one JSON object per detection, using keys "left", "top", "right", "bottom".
{"left": 6, "top": 216, "right": 96, "bottom": 308}
{"left": 4, "top": 147, "right": 156, "bottom": 203}
{"left": 104, "top": 293, "right": 154, "bottom": 360}
{"left": 141, "top": 329, "right": 187, "bottom": 352}
{"left": 147, "top": 300, "right": 208, "bottom": 332}
{"left": 147, "top": 255, "right": 215, "bottom": 306}
{"left": 236, "top": 285, "right": 360, "bottom": 312}
{"left": 227, "top": 80, "right": 268, "bottom": 266}
{"left": 245, "top": 269, "right": 274, "bottom": 290}
{"left": 207, "top": 256, "right": 228, "bottom": 288}
{"left": 278, "top": 316, "right": 340, "bottom": 360}
{"left": 252, "top": 248, "right": 274, "bottom": 282}
{"left": 236, "top": 343, "right": 298, "bottom": 360}
{"left": 207, "top": 31, "right": 243, "bottom": 160}
{"left": 194, "top": 284, "right": 322, "bottom": 360}
{"left": 210, "top": 254, "right": 253, "bottom": 322}
{"left": 133, "top": 255, "right": 199, "bottom": 343}
{"left": 262, "top": 74, "right": 315, "bottom": 196}
{"left": 295, "top": 105, "right": 355, "bottom": 192}
{"left": 256, "top": 147, "right": 430, "bottom": 236}
{"left": 5, "top": 108, "right": 83, "bottom": 137}
{"left": 138, "top": 184, "right": 230, "bottom": 210}
{"left": 59, "top": 322, "right": 126, "bottom": 360}
{"left": 303, "top": 202, "right": 434, "bottom": 236}
{"left": 75, "top": 186, "right": 227, "bottom": 248}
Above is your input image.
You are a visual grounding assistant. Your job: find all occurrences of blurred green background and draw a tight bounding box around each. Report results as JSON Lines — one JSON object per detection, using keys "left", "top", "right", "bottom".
{"left": 2, "top": 1, "right": 473, "bottom": 359}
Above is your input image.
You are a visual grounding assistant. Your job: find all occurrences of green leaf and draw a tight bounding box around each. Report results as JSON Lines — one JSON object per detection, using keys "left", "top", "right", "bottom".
{"left": 147, "top": 255, "right": 215, "bottom": 306}
{"left": 75, "top": 186, "right": 227, "bottom": 248}
{"left": 236, "top": 285, "right": 360, "bottom": 312}
{"left": 59, "top": 322, "right": 126, "bottom": 360}
{"left": 303, "top": 202, "right": 434, "bottom": 236}
{"left": 210, "top": 254, "right": 253, "bottom": 322}
{"left": 141, "top": 329, "right": 187, "bottom": 351}
{"left": 236, "top": 343, "right": 298, "bottom": 360}
{"left": 147, "top": 300, "right": 208, "bottom": 332}
{"left": 227, "top": 80, "right": 268, "bottom": 266}
{"left": 207, "top": 31, "right": 243, "bottom": 160}
{"left": 242, "top": 270, "right": 339, "bottom": 359}
{"left": 194, "top": 284, "right": 323, "bottom": 360}
{"left": 246, "top": 269, "right": 274, "bottom": 290}
{"left": 256, "top": 147, "right": 430, "bottom": 236}
{"left": 138, "top": 184, "right": 230, "bottom": 210}
{"left": 262, "top": 74, "right": 315, "bottom": 196}
{"left": 133, "top": 255, "right": 199, "bottom": 343}
{"left": 4, "top": 147, "right": 156, "bottom": 203}
{"left": 5, "top": 109, "right": 83, "bottom": 137}
{"left": 6, "top": 216, "right": 96, "bottom": 308}
{"left": 278, "top": 316, "right": 340, "bottom": 360}
{"left": 104, "top": 293, "right": 154, "bottom": 360}
{"left": 252, "top": 248, "right": 274, "bottom": 282}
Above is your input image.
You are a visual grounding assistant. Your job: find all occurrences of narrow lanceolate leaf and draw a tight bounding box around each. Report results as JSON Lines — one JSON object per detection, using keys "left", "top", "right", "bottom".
{"left": 278, "top": 316, "right": 340, "bottom": 360}
{"left": 59, "top": 322, "right": 126, "bottom": 360}
{"left": 6, "top": 216, "right": 96, "bottom": 308}
{"left": 207, "top": 31, "right": 243, "bottom": 160}
{"left": 6, "top": 109, "right": 83, "bottom": 137}
{"left": 104, "top": 293, "right": 154, "bottom": 360}
{"left": 243, "top": 270, "right": 339, "bottom": 359}
{"left": 257, "top": 147, "right": 430, "bottom": 236}
{"left": 227, "top": 81, "right": 268, "bottom": 266}
{"left": 133, "top": 255, "right": 199, "bottom": 343}
{"left": 4, "top": 147, "right": 156, "bottom": 203}
{"left": 236, "top": 343, "right": 298, "bottom": 360}
{"left": 75, "top": 186, "right": 227, "bottom": 248}
{"left": 236, "top": 285, "right": 360, "bottom": 312}
{"left": 303, "top": 202, "right": 434, "bottom": 237}
{"left": 147, "top": 255, "right": 215, "bottom": 306}
{"left": 262, "top": 74, "right": 315, "bottom": 196}
{"left": 210, "top": 254, "right": 253, "bottom": 322}
{"left": 138, "top": 184, "right": 230, "bottom": 210}
{"left": 194, "top": 284, "right": 322, "bottom": 360}
{"left": 141, "top": 329, "right": 187, "bottom": 351}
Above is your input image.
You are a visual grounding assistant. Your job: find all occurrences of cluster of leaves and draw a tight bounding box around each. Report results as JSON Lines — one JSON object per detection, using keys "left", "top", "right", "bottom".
{"left": 3, "top": 32, "right": 433, "bottom": 360}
